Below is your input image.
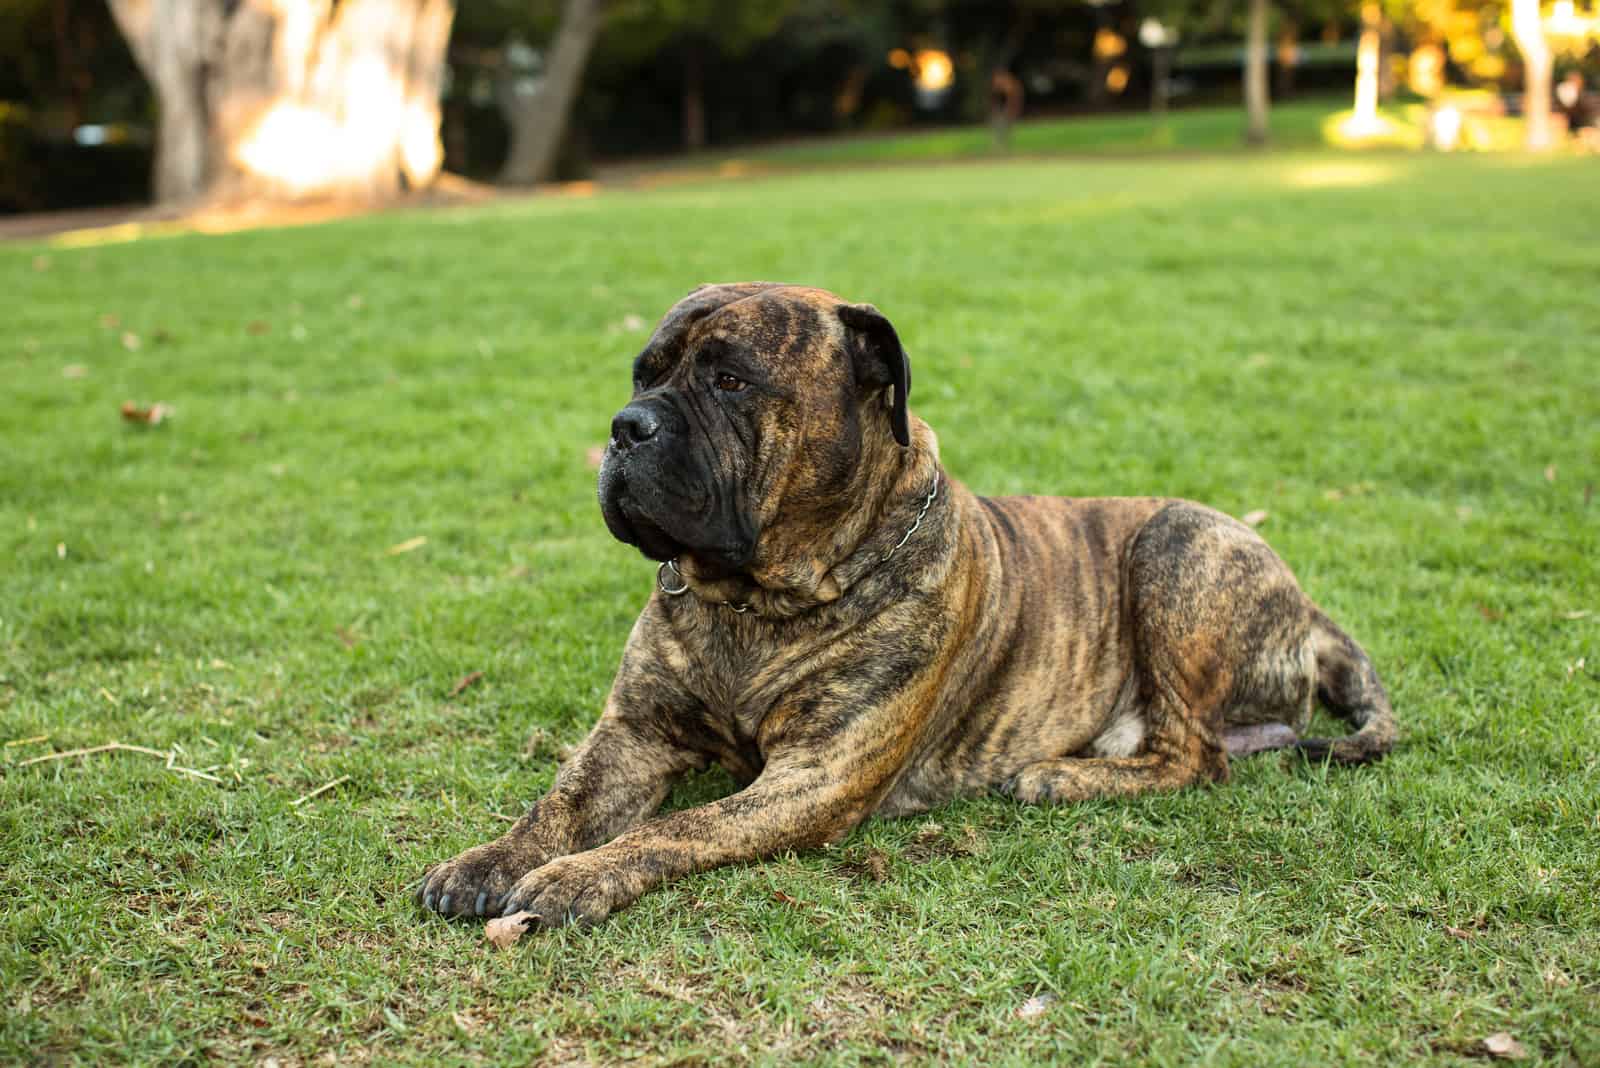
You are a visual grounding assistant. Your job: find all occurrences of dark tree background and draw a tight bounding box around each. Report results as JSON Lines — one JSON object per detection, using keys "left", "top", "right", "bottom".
{"left": 3, "top": 0, "right": 1588, "bottom": 212}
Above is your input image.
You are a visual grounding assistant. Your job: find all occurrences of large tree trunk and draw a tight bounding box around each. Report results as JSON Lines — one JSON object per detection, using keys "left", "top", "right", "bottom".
{"left": 1510, "top": 0, "right": 1555, "bottom": 151}
{"left": 499, "top": 0, "right": 607, "bottom": 186}
{"left": 1244, "top": 0, "right": 1270, "bottom": 144}
{"left": 107, "top": 0, "right": 455, "bottom": 207}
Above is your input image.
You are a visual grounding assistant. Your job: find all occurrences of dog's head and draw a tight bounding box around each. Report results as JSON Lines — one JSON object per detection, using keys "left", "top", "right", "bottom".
{"left": 597, "top": 283, "right": 912, "bottom": 582}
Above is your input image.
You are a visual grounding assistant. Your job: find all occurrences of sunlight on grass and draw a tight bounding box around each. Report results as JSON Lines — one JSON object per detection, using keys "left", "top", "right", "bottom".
{"left": 1282, "top": 160, "right": 1402, "bottom": 188}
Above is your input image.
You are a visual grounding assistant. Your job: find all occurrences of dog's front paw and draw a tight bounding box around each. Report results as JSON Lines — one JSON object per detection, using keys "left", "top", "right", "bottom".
{"left": 417, "top": 835, "right": 548, "bottom": 919}
{"left": 499, "top": 852, "right": 643, "bottom": 928}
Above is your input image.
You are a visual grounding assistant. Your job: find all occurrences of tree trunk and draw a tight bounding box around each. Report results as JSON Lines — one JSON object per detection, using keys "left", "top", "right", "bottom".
{"left": 1351, "top": 2, "right": 1382, "bottom": 131}
{"left": 107, "top": 0, "right": 455, "bottom": 206}
{"left": 1152, "top": 47, "right": 1172, "bottom": 115}
{"left": 1377, "top": 16, "right": 1398, "bottom": 101}
{"left": 105, "top": 0, "right": 214, "bottom": 203}
{"left": 1510, "top": 0, "right": 1555, "bottom": 151}
{"left": 499, "top": 0, "right": 607, "bottom": 186}
{"left": 683, "top": 44, "right": 707, "bottom": 152}
{"left": 1274, "top": 22, "right": 1297, "bottom": 99}
{"left": 1244, "top": 0, "right": 1270, "bottom": 145}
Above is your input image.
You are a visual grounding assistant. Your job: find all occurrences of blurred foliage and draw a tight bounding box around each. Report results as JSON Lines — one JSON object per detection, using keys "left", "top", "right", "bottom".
{"left": 0, "top": 0, "right": 147, "bottom": 211}
{"left": 3, "top": 0, "right": 1595, "bottom": 209}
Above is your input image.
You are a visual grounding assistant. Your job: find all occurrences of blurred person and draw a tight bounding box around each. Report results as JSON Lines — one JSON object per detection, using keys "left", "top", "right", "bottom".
{"left": 990, "top": 68, "right": 1024, "bottom": 150}
{"left": 1556, "top": 70, "right": 1599, "bottom": 149}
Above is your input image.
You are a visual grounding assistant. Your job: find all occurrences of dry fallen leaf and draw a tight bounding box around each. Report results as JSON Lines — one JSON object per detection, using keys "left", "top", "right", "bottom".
{"left": 120, "top": 332, "right": 142, "bottom": 351}
{"left": 62, "top": 364, "right": 88, "bottom": 379}
{"left": 1475, "top": 604, "right": 1503, "bottom": 622}
{"left": 1543, "top": 464, "right": 1556, "bottom": 484}
{"left": 448, "top": 670, "right": 484, "bottom": 698}
{"left": 1481, "top": 1032, "right": 1527, "bottom": 1060}
{"left": 120, "top": 401, "right": 170, "bottom": 426}
{"left": 1561, "top": 610, "right": 1591, "bottom": 621}
{"left": 1241, "top": 509, "right": 1269, "bottom": 527}
{"left": 99, "top": 313, "right": 121, "bottom": 329}
{"left": 486, "top": 911, "right": 534, "bottom": 949}
{"left": 1445, "top": 925, "right": 1477, "bottom": 940}
{"left": 863, "top": 848, "right": 889, "bottom": 882}
{"left": 246, "top": 320, "right": 271, "bottom": 336}
{"left": 1016, "top": 993, "right": 1057, "bottom": 1019}
{"left": 384, "top": 536, "right": 427, "bottom": 556}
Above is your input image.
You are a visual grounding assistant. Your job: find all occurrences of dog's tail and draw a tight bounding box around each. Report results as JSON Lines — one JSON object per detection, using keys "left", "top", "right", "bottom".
{"left": 1296, "top": 609, "right": 1398, "bottom": 764}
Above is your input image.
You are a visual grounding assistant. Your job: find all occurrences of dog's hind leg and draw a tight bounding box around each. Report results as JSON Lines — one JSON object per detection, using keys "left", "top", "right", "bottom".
{"left": 1222, "top": 722, "right": 1300, "bottom": 757}
{"left": 1295, "top": 609, "right": 1397, "bottom": 764}
{"left": 1008, "top": 501, "right": 1311, "bottom": 804}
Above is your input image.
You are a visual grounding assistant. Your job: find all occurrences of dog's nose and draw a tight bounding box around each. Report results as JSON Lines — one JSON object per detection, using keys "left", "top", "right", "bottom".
{"left": 610, "top": 405, "right": 661, "bottom": 449}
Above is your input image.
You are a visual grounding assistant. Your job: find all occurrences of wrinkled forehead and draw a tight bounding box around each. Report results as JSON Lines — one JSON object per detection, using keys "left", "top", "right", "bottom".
{"left": 637, "top": 285, "right": 846, "bottom": 373}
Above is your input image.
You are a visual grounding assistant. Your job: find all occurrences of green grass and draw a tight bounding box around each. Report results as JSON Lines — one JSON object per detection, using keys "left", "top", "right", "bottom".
{"left": 668, "top": 98, "right": 1340, "bottom": 171}
{"left": 3, "top": 150, "right": 1599, "bottom": 1065}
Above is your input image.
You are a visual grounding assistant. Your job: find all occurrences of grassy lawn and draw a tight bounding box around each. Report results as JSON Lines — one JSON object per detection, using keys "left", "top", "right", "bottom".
{"left": 631, "top": 98, "right": 1384, "bottom": 178}
{"left": 3, "top": 150, "right": 1598, "bottom": 1064}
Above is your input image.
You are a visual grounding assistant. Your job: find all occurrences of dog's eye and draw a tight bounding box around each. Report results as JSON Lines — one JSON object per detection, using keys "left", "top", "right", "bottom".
{"left": 715, "top": 373, "right": 747, "bottom": 393}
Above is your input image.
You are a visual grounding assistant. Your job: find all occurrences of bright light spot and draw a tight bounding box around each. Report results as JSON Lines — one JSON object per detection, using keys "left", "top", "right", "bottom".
{"left": 1093, "top": 29, "right": 1127, "bottom": 60}
{"left": 233, "top": 105, "right": 345, "bottom": 195}
{"left": 231, "top": 49, "right": 442, "bottom": 197}
{"left": 887, "top": 48, "right": 911, "bottom": 70}
{"left": 1138, "top": 18, "right": 1177, "bottom": 48}
{"left": 1106, "top": 65, "right": 1130, "bottom": 93}
{"left": 1321, "top": 109, "right": 1426, "bottom": 149}
{"left": 913, "top": 49, "right": 953, "bottom": 92}
{"left": 1547, "top": 0, "right": 1600, "bottom": 36}
{"left": 1285, "top": 161, "right": 1397, "bottom": 188}
{"left": 1430, "top": 106, "right": 1463, "bottom": 151}
{"left": 401, "top": 100, "right": 442, "bottom": 185}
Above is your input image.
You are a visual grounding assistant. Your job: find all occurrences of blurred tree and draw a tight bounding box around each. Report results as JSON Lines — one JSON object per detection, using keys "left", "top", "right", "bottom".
{"left": 105, "top": 0, "right": 455, "bottom": 206}
{"left": 1139, "top": 0, "right": 1274, "bottom": 140}
{"left": 1509, "top": 0, "right": 1554, "bottom": 147}
{"left": 0, "top": 0, "right": 150, "bottom": 210}
{"left": 468, "top": 0, "right": 608, "bottom": 185}
{"left": 606, "top": 0, "right": 797, "bottom": 150}
{"left": 1244, "top": 0, "right": 1270, "bottom": 141}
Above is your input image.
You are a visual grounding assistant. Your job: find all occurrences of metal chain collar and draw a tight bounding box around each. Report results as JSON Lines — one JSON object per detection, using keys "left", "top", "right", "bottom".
{"left": 655, "top": 469, "right": 941, "bottom": 614}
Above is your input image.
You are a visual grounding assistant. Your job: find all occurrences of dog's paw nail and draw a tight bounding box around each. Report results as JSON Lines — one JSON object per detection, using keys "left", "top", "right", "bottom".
{"left": 475, "top": 891, "right": 488, "bottom": 916}
{"left": 439, "top": 893, "right": 452, "bottom": 913}
{"left": 424, "top": 891, "right": 437, "bottom": 912}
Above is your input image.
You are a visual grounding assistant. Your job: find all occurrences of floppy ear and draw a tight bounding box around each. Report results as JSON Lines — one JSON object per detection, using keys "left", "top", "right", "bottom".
{"left": 838, "top": 303, "right": 912, "bottom": 448}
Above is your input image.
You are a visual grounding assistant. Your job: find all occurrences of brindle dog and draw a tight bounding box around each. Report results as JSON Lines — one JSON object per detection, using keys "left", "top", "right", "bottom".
{"left": 417, "top": 282, "right": 1397, "bottom": 926}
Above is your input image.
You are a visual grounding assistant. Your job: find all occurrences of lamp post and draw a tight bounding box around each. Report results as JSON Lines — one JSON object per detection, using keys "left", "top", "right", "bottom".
{"left": 1138, "top": 18, "right": 1179, "bottom": 116}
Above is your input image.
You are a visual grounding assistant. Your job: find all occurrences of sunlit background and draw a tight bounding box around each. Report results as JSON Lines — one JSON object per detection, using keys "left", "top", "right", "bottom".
{"left": 0, "top": 0, "right": 1596, "bottom": 220}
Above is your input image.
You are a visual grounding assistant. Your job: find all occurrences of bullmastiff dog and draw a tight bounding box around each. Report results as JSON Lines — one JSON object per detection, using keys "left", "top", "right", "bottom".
{"left": 417, "top": 282, "right": 1397, "bottom": 927}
